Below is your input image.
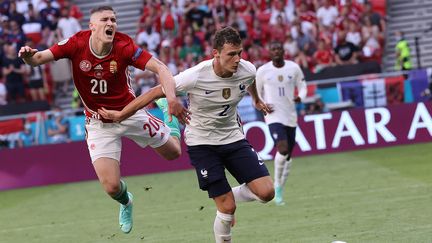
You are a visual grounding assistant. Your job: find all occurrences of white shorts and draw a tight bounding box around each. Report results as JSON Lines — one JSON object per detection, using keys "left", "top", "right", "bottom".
{"left": 85, "top": 109, "right": 171, "bottom": 162}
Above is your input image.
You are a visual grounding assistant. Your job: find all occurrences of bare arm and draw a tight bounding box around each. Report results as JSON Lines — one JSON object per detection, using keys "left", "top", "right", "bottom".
{"left": 18, "top": 47, "right": 55, "bottom": 67}
{"left": 98, "top": 85, "right": 165, "bottom": 122}
{"left": 145, "top": 57, "right": 185, "bottom": 121}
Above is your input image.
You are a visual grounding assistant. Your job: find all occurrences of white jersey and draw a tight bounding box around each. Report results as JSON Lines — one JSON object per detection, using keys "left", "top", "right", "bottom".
{"left": 175, "top": 59, "right": 256, "bottom": 146}
{"left": 256, "top": 60, "right": 307, "bottom": 127}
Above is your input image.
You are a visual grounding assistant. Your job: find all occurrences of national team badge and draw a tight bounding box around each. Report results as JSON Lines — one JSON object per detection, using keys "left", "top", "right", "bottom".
{"left": 79, "top": 60, "right": 91, "bottom": 72}
{"left": 110, "top": 60, "right": 117, "bottom": 73}
{"left": 222, "top": 88, "right": 231, "bottom": 99}
{"left": 278, "top": 75, "right": 284, "bottom": 82}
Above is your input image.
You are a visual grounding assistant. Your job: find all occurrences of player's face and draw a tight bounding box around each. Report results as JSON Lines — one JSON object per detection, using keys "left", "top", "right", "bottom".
{"left": 269, "top": 43, "right": 284, "bottom": 62}
{"left": 214, "top": 43, "right": 243, "bottom": 74}
{"left": 89, "top": 10, "right": 117, "bottom": 44}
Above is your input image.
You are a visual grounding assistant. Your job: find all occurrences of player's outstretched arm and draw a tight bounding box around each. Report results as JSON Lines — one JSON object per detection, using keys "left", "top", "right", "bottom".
{"left": 18, "top": 46, "right": 55, "bottom": 66}
{"left": 99, "top": 85, "right": 165, "bottom": 122}
{"left": 144, "top": 57, "right": 186, "bottom": 121}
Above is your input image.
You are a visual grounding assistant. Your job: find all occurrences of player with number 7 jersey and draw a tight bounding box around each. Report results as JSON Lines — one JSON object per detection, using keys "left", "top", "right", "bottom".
{"left": 18, "top": 5, "right": 190, "bottom": 235}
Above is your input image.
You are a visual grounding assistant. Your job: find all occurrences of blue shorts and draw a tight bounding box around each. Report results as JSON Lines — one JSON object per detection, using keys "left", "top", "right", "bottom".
{"left": 187, "top": 139, "right": 270, "bottom": 198}
{"left": 268, "top": 123, "right": 297, "bottom": 154}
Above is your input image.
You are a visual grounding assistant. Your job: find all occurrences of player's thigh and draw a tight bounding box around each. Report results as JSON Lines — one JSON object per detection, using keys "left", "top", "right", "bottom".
{"left": 85, "top": 119, "right": 122, "bottom": 162}
{"left": 224, "top": 140, "right": 270, "bottom": 185}
{"left": 187, "top": 145, "right": 231, "bottom": 198}
{"left": 93, "top": 157, "right": 121, "bottom": 186}
{"left": 124, "top": 109, "right": 171, "bottom": 150}
{"left": 153, "top": 136, "right": 181, "bottom": 160}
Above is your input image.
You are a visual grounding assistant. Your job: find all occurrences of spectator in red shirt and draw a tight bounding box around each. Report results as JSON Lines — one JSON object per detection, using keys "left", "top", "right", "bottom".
{"left": 313, "top": 39, "right": 334, "bottom": 72}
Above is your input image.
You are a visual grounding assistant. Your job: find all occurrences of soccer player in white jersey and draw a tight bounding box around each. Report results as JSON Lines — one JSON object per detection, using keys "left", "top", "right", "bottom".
{"left": 99, "top": 26, "right": 275, "bottom": 243}
{"left": 256, "top": 41, "right": 307, "bottom": 206}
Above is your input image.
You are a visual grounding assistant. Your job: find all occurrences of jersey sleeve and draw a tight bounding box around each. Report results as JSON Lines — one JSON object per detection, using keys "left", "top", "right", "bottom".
{"left": 255, "top": 65, "right": 265, "bottom": 100}
{"left": 174, "top": 65, "right": 200, "bottom": 94}
{"left": 128, "top": 42, "right": 152, "bottom": 70}
{"left": 295, "top": 65, "right": 307, "bottom": 100}
{"left": 49, "top": 36, "right": 77, "bottom": 60}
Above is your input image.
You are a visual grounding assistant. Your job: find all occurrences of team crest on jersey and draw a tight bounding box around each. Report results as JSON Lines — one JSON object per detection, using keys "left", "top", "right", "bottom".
{"left": 79, "top": 60, "right": 91, "bottom": 72}
{"left": 278, "top": 75, "right": 284, "bottom": 82}
{"left": 222, "top": 88, "right": 231, "bottom": 99}
{"left": 110, "top": 60, "right": 117, "bottom": 73}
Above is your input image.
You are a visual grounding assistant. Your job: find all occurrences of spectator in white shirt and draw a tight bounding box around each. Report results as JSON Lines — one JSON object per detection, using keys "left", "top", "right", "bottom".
{"left": 57, "top": 7, "right": 81, "bottom": 39}
{"left": 317, "top": 0, "right": 339, "bottom": 27}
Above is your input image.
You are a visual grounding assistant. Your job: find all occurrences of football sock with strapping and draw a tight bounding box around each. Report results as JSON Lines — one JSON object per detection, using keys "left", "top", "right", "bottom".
{"left": 232, "top": 183, "right": 264, "bottom": 203}
{"left": 214, "top": 210, "right": 233, "bottom": 243}
{"left": 274, "top": 152, "right": 288, "bottom": 188}
{"left": 112, "top": 180, "right": 130, "bottom": 205}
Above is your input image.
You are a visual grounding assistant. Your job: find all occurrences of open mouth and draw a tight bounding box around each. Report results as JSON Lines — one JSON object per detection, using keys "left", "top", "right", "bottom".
{"left": 105, "top": 29, "right": 114, "bottom": 36}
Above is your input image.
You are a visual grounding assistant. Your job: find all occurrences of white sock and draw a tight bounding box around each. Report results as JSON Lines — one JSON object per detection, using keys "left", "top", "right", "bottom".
{"left": 214, "top": 210, "right": 233, "bottom": 243}
{"left": 280, "top": 158, "right": 293, "bottom": 187}
{"left": 274, "top": 152, "right": 288, "bottom": 188}
{"left": 232, "top": 183, "right": 263, "bottom": 203}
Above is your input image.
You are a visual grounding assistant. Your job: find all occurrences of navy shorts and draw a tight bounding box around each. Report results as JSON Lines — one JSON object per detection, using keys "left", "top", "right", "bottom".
{"left": 187, "top": 139, "right": 270, "bottom": 198}
{"left": 268, "top": 123, "right": 297, "bottom": 154}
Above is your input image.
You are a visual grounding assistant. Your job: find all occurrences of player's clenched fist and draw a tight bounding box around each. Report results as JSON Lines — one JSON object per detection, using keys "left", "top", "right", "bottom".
{"left": 18, "top": 46, "right": 38, "bottom": 58}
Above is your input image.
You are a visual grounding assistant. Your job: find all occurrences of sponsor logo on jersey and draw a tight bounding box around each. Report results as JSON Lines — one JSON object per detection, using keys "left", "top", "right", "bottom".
{"left": 288, "top": 75, "right": 293, "bottom": 80}
{"left": 79, "top": 60, "right": 91, "bottom": 72}
{"left": 278, "top": 75, "right": 283, "bottom": 82}
{"left": 205, "top": 90, "right": 215, "bottom": 94}
{"left": 110, "top": 60, "right": 117, "bottom": 73}
{"left": 58, "top": 38, "right": 69, "bottom": 45}
{"left": 222, "top": 88, "right": 231, "bottom": 99}
{"left": 94, "top": 64, "right": 103, "bottom": 70}
{"left": 95, "top": 70, "right": 103, "bottom": 79}
{"left": 239, "top": 84, "right": 246, "bottom": 91}
{"left": 200, "top": 169, "right": 208, "bottom": 178}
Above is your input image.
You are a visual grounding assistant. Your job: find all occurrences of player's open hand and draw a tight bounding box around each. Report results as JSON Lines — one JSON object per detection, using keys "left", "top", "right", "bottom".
{"left": 98, "top": 107, "right": 125, "bottom": 122}
{"left": 167, "top": 98, "right": 191, "bottom": 125}
{"left": 18, "top": 46, "right": 38, "bottom": 59}
{"left": 255, "top": 100, "right": 273, "bottom": 115}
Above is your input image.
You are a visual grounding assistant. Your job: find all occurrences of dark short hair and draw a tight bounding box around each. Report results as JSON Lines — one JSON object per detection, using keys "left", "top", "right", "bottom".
{"left": 90, "top": 6, "right": 115, "bottom": 15}
{"left": 213, "top": 26, "right": 242, "bottom": 51}
{"left": 269, "top": 41, "right": 283, "bottom": 49}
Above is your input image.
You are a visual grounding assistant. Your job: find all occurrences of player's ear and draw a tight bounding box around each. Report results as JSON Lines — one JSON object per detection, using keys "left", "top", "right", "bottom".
{"left": 212, "top": 49, "right": 219, "bottom": 58}
{"left": 89, "top": 23, "right": 95, "bottom": 31}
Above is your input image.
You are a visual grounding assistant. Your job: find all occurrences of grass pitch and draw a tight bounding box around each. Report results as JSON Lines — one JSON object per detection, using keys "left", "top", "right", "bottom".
{"left": 1, "top": 143, "right": 431, "bottom": 243}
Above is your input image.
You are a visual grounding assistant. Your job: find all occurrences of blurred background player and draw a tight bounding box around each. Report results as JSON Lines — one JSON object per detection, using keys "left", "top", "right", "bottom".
{"left": 256, "top": 41, "right": 307, "bottom": 206}
{"left": 98, "top": 26, "right": 274, "bottom": 243}
{"left": 18, "top": 5, "right": 189, "bottom": 234}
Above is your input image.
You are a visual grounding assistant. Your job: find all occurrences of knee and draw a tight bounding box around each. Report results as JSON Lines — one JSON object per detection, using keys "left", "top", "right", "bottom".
{"left": 278, "top": 147, "right": 290, "bottom": 156}
{"left": 256, "top": 184, "right": 275, "bottom": 203}
{"left": 219, "top": 201, "right": 236, "bottom": 214}
{"left": 164, "top": 147, "right": 181, "bottom": 160}
{"left": 103, "top": 181, "right": 121, "bottom": 197}
{"left": 259, "top": 188, "right": 275, "bottom": 203}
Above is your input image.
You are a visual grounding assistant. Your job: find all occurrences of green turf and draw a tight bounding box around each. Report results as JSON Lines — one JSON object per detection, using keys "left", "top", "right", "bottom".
{"left": 1, "top": 143, "right": 431, "bottom": 243}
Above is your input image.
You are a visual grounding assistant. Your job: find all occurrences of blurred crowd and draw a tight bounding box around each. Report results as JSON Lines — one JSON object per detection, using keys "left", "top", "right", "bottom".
{"left": 133, "top": 0, "right": 386, "bottom": 95}
{"left": 1, "top": 1, "right": 431, "bottom": 150}
{"left": 0, "top": 0, "right": 81, "bottom": 106}
{"left": 0, "top": 0, "right": 386, "bottom": 112}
